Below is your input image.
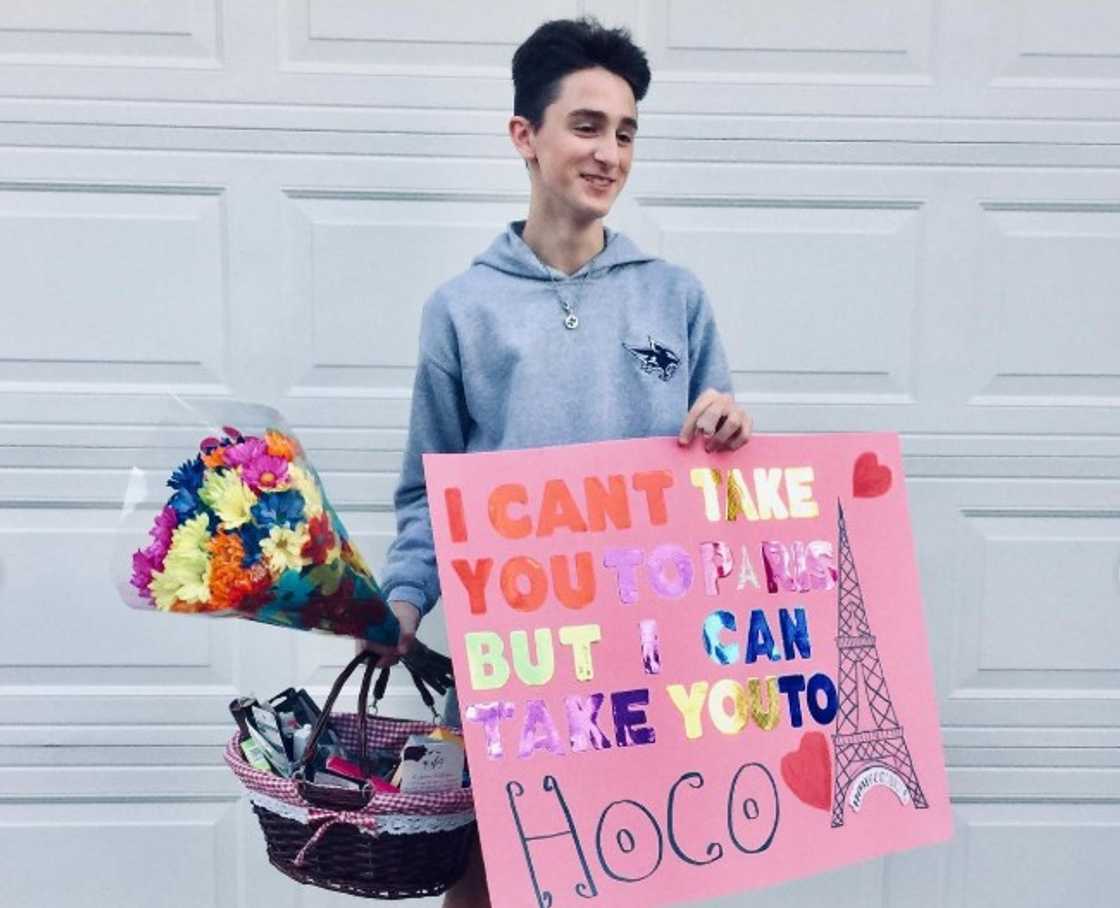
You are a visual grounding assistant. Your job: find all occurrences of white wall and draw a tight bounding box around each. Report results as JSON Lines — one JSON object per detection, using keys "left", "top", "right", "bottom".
{"left": 0, "top": 2, "right": 1117, "bottom": 906}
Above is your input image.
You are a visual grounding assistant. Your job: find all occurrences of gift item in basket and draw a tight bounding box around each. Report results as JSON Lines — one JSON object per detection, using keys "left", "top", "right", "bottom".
{"left": 231, "top": 686, "right": 357, "bottom": 780}
{"left": 224, "top": 650, "right": 475, "bottom": 899}
{"left": 269, "top": 687, "right": 346, "bottom": 755}
{"left": 392, "top": 735, "right": 465, "bottom": 795}
{"left": 241, "top": 703, "right": 292, "bottom": 777}
{"left": 241, "top": 738, "right": 274, "bottom": 773}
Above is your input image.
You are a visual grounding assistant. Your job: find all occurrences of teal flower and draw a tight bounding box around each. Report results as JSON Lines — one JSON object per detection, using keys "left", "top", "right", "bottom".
{"left": 270, "top": 569, "right": 315, "bottom": 608}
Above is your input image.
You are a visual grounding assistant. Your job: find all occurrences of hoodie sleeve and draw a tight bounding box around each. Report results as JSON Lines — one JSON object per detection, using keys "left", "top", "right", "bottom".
{"left": 686, "top": 277, "right": 735, "bottom": 402}
{"left": 378, "top": 294, "right": 471, "bottom": 620}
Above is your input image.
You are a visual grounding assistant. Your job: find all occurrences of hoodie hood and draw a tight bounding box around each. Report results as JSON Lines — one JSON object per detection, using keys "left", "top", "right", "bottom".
{"left": 471, "top": 219, "right": 656, "bottom": 280}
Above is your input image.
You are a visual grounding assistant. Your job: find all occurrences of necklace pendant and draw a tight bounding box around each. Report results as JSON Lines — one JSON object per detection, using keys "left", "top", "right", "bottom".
{"left": 564, "top": 313, "right": 579, "bottom": 330}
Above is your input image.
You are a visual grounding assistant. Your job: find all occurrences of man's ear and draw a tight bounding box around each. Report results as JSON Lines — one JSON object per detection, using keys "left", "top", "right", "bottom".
{"left": 509, "top": 115, "right": 536, "bottom": 164}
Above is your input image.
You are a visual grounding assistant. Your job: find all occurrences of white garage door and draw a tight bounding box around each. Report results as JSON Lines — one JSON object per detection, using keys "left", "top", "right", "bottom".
{"left": 1, "top": 2, "right": 1117, "bottom": 906}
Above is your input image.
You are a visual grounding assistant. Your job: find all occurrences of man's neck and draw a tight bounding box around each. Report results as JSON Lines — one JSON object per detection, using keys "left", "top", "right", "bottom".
{"left": 520, "top": 213, "right": 605, "bottom": 276}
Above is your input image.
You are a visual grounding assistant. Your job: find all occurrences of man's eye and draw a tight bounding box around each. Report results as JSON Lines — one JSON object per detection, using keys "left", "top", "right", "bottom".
{"left": 619, "top": 133, "right": 634, "bottom": 144}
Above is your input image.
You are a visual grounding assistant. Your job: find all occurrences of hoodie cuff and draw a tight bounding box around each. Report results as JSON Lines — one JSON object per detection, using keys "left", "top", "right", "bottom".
{"left": 383, "top": 585, "right": 428, "bottom": 621}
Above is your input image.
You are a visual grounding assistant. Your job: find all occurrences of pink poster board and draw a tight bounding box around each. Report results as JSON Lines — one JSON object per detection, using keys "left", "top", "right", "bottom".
{"left": 424, "top": 433, "right": 952, "bottom": 908}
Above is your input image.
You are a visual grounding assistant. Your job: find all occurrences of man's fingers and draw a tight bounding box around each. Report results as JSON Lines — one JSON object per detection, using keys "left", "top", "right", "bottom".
{"left": 699, "top": 395, "right": 734, "bottom": 450}
{"left": 681, "top": 391, "right": 754, "bottom": 454}
{"left": 728, "top": 412, "right": 754, "bottom": 450}
{"left": 709, "top": 412, "right": 743, "bottom": 449}
{"left": 696, "top": 406, "right": 725, "bottom": 441}
{"left": 389, "top": 600, "right": 421, "bottom": 655}
{"left": 678, "top": 389, "right": 720, "bottom": 444}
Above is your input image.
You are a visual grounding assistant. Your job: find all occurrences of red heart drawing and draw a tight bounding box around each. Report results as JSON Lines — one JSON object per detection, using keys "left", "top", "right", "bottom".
{"left": 780, "top": 731, "right": 832, "bottom": 812}
{"left": 852, "top": 451, "right": 892, "bottom": 498}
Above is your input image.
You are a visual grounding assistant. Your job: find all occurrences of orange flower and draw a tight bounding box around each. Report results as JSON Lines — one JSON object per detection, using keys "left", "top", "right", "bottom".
{"left": 168, "top": 599, "right": 212, "bottom": 614}
{"left": 202, "top": 447, "right": 226, "bottom": 469}
{"left": 207, "top": 531, "right": 268, "bottom": 611}
{"left": 265, "top": 430, "right": 299, "bottom": 461}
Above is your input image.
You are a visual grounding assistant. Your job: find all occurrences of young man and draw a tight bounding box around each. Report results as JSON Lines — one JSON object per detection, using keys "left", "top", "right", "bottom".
{"left": 368, "top": 17, "right": 751, "bottom": 906}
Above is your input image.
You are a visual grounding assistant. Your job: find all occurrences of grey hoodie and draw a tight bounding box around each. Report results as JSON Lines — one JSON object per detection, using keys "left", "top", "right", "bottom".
{"left": 379, "top": 219, "right": 732, "bottom": 618}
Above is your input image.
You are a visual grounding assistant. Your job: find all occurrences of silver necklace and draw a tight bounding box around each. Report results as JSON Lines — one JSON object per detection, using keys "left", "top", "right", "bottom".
{"left": 548, "top": 267, "right": 592, "bottom": 330}
{"left": 539, "top": 239, "right": 607, "bottom": 330}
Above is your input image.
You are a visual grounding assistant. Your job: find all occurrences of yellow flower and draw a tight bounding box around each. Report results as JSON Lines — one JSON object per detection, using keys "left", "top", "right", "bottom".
{"left": 260, "top": 524, "right": 311, "bottom": 576}
{"left": 288, "top": 463, "right": 324, "bottom": 518}
{"left": 150, "top": 514, "right": 212, "bottom": 610}
{"left": 198, "top": 469, "right": 258, "bottom": 529}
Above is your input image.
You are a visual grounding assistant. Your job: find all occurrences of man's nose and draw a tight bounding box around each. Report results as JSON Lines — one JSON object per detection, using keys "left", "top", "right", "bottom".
{"left": 593, "top": 135, "right": 621, "bottom": 168}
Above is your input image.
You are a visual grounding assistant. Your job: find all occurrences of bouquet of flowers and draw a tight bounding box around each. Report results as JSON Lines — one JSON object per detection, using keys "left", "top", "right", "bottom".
{"left": 115, "top": 398, "right": 401, "bottom": 646}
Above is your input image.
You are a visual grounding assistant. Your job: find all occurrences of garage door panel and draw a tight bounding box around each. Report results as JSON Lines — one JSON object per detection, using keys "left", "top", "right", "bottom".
{"left": 642, "top": 198, "right": 921, "bottom": 402}
{"left": 658, "top": 0, "right": 933, "bottom": 78}
{"left": 284, "top": 0, "right": 580, "bottom": 71}
{"left": 0, "top": 508, "right": 235, "bottom": 686}
{"left": 0, "top": 799, "right": 241, "bottom": 908}
{"left": 0, "top": 184, "right": 229, "bottom": 392}
{"left": 282, "top": 192, "right": 524, "bottom": 394}
{"left": 908, "top": 478, "right": 1120, "bottom": 732}
{"left": 0, "top": 0, "right": 220, "bottom": 68}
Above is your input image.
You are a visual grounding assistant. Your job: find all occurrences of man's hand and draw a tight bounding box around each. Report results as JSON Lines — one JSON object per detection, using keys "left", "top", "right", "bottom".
{"left": 357, "top": 600, "right": 421, "bottom": 669}
{"left": 678, "top": 388, "right": 752, "bottom": 453}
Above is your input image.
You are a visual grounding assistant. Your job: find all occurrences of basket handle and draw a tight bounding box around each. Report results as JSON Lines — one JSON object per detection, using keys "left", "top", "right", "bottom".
{"left": 292, "top": 650, "right": 380, "bottom": 777}
{"left": 291, "top": 650, "right": 445, "bottom": 809}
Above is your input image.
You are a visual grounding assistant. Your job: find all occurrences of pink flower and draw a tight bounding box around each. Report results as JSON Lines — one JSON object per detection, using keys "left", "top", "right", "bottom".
{"left": 131, "top": 505, "right": 179, "bottom": 603}
{"left": 131, "top": 550, "right": 157, "bottom": 601}
{"left": 221, "top": 436, "right": 290, "bottom": 491}
{"left": 241, "top": 454, "right": 290, "bottom": 492}
{"left": 147, "top": 506, "right": 177, "bottom": 562}
{"left": 222, "top": 437, "right": 267, "bottom": 468}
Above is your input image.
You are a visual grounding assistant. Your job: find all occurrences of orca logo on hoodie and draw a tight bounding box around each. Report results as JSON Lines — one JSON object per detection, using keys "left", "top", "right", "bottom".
{"left": 623, "top": 336, "right": 681, "bottom": 382}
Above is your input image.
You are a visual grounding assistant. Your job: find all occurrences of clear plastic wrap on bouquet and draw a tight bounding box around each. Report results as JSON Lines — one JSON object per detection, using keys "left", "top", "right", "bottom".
{"left": 113, "top": 396, "right": 400, "bottom": 646}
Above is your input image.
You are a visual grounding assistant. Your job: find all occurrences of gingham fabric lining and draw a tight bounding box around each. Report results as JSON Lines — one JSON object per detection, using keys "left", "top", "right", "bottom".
{"left": 224, "top": 711, "right": 474, "bottom": 832}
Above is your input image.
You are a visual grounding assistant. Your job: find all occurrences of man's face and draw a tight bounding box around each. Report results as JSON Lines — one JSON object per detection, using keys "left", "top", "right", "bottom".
{"left": 524, "top": 66, "right": 638, "bottom": 222}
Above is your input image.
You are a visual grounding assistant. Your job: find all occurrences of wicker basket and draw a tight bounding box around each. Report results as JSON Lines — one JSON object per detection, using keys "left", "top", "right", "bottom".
{"left": 225, "top": 651, "right": 476, "bottom": 899}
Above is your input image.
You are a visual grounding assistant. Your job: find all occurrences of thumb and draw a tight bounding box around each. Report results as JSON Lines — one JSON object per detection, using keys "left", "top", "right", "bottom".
{"left": 396, "top": 612, "right": 419, "bottom": 655}
{"left": 389, "top": 600, "right": 421, "bottom": 653}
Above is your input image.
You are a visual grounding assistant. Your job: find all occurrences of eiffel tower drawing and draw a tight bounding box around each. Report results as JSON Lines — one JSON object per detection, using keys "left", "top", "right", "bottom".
{"left": 831, "top": 500, "right": 928, "bottom": 828}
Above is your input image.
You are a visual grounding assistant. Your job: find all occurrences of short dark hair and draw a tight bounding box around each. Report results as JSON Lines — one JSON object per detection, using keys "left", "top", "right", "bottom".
{"left": 512, "top": 16, "right": 651, "bottom": 131}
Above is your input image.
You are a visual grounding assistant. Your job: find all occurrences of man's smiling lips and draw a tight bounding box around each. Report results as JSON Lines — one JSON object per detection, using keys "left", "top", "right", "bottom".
{"left": 581, "top": 173, "right": 615, "bottom": 189}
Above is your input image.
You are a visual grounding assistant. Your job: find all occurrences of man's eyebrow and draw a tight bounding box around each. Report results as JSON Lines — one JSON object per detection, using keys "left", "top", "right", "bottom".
{"left": 567, "top": 108, "right": 639, "bottom": 131}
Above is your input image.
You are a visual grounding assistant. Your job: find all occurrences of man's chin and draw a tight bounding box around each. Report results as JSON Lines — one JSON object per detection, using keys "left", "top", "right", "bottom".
{"left": 573, "top": 195, "right": 614, "bottom": 220}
